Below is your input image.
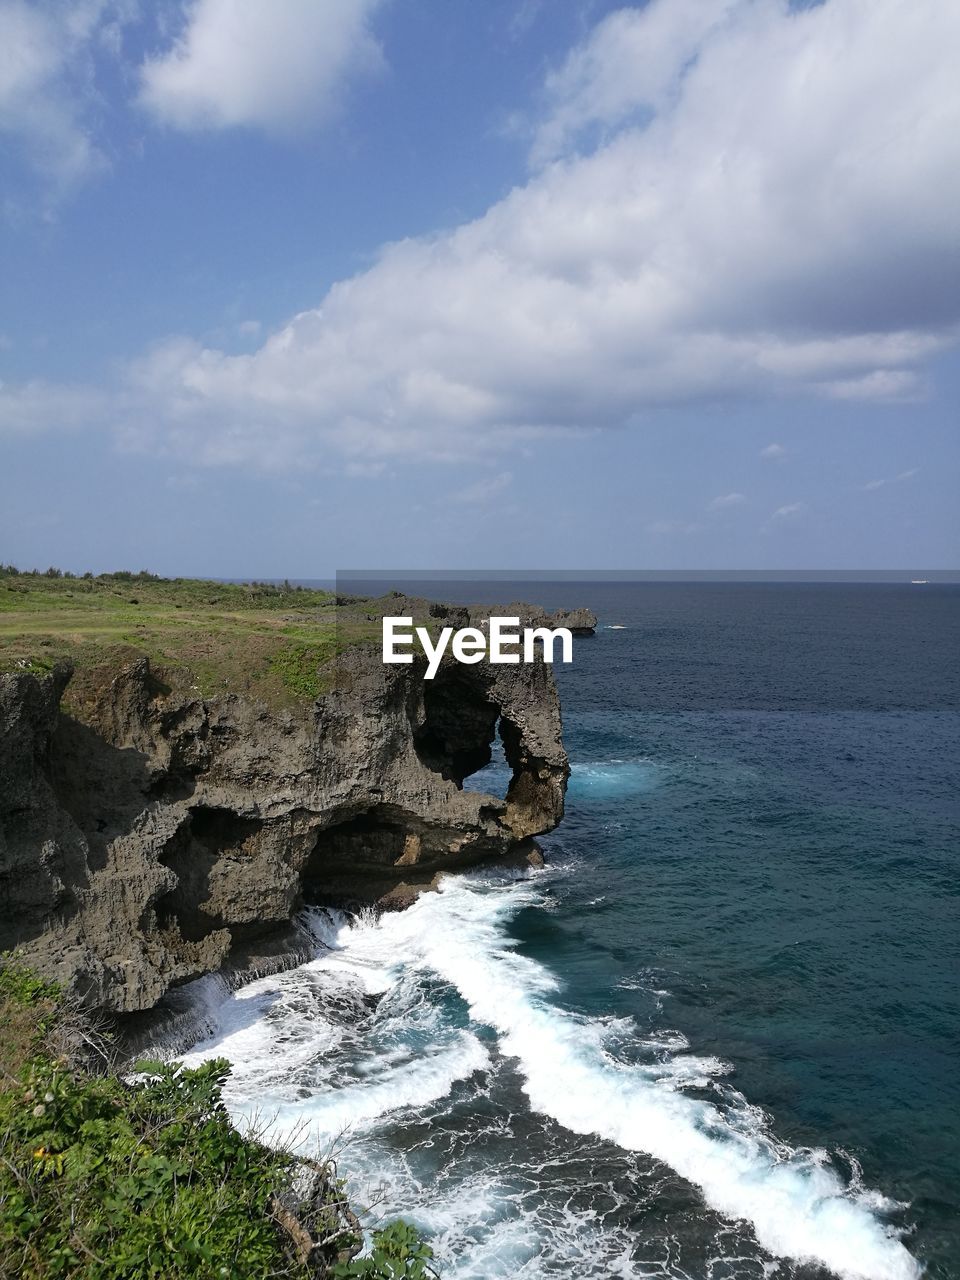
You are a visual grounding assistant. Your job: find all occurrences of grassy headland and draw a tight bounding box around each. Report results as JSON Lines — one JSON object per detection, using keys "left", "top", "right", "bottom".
{"left": 0, "top": 568, "right": 363, "bottom": 709}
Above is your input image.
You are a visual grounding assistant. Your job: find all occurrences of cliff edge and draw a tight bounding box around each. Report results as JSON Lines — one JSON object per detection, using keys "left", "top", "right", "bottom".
{"left": 0, "top": 596, "right": 593, "bottom": 1015}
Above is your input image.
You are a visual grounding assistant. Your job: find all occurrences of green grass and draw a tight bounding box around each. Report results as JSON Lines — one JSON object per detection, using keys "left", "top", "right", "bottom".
{"left": 0, "top": 569, "right": 441, "bottom": 711}
{"left": 268, "top": 639, "right": 339, "bottom": 701}
{"left": 0, "top": 569, "right": 369, "bottom": 710}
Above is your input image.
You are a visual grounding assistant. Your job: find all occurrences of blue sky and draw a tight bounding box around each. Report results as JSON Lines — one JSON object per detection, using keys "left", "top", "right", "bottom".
{"left": 1, "top": 0, "right": 957, "bottom": 575}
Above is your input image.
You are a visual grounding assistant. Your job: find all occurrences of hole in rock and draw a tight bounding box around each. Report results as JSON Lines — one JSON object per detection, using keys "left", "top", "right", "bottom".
{"left": 304, "top": 809, "right": 411, "bottom": 880}
{"left": 461, "top": 723, "right": 513, "bottom": 801}
{"left": 413, "top": 666, "right": 514, "bottom": 798}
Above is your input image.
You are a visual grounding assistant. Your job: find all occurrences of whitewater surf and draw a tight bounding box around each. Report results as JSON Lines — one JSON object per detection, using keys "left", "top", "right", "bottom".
{"left": 180, "top": 868, "right": 919, "bottom": 1280}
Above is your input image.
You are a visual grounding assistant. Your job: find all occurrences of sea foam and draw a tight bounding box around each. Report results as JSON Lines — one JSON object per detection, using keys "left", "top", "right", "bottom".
{"left": 182, "top": 876, "right": 920, "bottom": 1280}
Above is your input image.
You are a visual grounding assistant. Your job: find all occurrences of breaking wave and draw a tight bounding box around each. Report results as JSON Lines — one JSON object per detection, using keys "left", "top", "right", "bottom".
{"left": 181, "top": 873, "right": 919, "bottom": 1280}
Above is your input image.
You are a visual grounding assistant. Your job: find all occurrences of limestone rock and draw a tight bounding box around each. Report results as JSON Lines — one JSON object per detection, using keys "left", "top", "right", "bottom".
{"left": 0, "top": 606, "right": 576, "bottom": 1014}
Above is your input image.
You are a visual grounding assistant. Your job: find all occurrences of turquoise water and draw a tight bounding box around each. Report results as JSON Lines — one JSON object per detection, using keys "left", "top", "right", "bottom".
{"left": 183, "top": 584, "right": 960, "bottom": 1278}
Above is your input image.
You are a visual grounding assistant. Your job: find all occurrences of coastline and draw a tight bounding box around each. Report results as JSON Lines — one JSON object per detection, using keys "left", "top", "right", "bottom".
{"left": 0, "top": 573, "right": 594, "bottom": 1278}
{"left": 4, "top": 576, "right": 953, "bottom": 1277}
{"left": 0, "top": 573, "right": 593, "bottom": 1023}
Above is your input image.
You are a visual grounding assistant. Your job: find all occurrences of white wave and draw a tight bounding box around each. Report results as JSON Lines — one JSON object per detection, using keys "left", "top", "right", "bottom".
{"left": 340, "top": 876, "right": 920, "bottom": 1280}
{"left": 402, "top": 1176, "right": 650, "bottom": 1280}
{"left": 231, "top": 1032, "right": 491, "bottom": 1149}
{"left": 180, "top": 906, "right": 491, "bottom": 1143}
{"left": 181, "top": 879, "right": 919, "bottom": 1280}
{"left": 179, "top": 973, "right": 345, "bottom": 1089}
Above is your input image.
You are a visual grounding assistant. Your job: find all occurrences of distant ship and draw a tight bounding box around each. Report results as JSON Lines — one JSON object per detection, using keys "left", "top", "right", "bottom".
{"left": 911, "top": 579, "right": 929, "bottom": 584}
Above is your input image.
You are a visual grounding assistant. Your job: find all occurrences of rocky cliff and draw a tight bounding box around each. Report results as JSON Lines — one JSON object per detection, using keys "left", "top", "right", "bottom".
{"left": 0, "top": 599, "right": 593, "bottom": 1017}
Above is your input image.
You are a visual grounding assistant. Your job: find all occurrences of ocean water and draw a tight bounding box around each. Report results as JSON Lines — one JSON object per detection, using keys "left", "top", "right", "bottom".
{"left": 181, "top": 584, "right": 960, "bottom": 1279}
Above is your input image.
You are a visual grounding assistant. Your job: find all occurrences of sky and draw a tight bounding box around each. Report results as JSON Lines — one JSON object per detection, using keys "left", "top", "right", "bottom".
{"left": 1, "top": 0, "right": 958, "bottom": 576}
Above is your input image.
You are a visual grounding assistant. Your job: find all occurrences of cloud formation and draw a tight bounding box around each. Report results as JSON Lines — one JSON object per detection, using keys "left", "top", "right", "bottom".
{"left": 863, "top": 468, "right": 918, "bottom": 492}
{"left": 139, "top": 0, "right": 385, "bottom": 133}
{"left": 450, "top": 471, "right": 514, "bottom": 505}
{"left": 0, "top": 0, "right": 126, "bottom": 198}
{"left": 708, "top": 493, "right": 746, "bottom": 511}
{"left": 4, "top": 0, "right": 960, "bottom": 472}
{"left": 530, "top": 0, "right": 740, "bottom": 166}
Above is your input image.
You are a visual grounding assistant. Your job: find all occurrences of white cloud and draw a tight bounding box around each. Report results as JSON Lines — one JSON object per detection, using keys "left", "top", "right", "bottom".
{"left": 0, "top": 377, "right": 109, "bottom": 433}
{"left": 449, "top": 471, "right": 514, "bottom": 505}
{"left": 531, "top": 0, "right": 741, "bottom": 166}
{"left": 760, "top": 443, "right": 785, "bottom": 459}
{"left": 772, "top": 502, "right": 806, "bottom": 520}
{"left": 0, "top": 0, "right": 380, "bottom": 205}
{"left": 820, "top": 369, "right": 926, "bottom": 401}
{"left": 508, "top": 0, "right": 545, "bottom": 41}
{"left": 708, "top": 492, "right": 746, "bottom": 510}
{"left": 139, "top": 0, "right": 385, "bottom": 133}
{"left": 0, "top": 0, "right": 126, "bottom": 198}
{"left": 5, "top": 0, "right": 960, "bottom": 471}
{"left": 863, "top": 467, "right": 918, "bottom": 491}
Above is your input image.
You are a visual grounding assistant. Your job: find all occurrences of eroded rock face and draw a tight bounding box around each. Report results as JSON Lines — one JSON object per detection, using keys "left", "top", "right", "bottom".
{"left": 0, "top": 606, "right": 588, "bottom": 1014}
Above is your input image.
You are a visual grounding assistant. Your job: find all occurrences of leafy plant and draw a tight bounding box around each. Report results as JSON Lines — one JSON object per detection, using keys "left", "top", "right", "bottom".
{"left": 333, "top": 1220, "right": 438, "bottom": 1279}
{"left": 0, "top": 961, "right": 61, "bottom": 1010}
{"left": 0, "top": 961, "right": 360, "bottom": 1279}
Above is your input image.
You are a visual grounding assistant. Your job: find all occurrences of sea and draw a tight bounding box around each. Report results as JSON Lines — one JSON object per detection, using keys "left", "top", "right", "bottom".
{"left": 179, "top": 582, "right": 960, "bottom": 1280}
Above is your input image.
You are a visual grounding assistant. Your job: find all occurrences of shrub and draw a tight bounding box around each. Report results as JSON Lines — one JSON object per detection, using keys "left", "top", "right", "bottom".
{"left": 0, "top": 961, "right": 349, "bottom": 1279}
{"left": 0, "top": 1051, "right": 324, "bottom": 1279}
{"left": 333, "top": 1221, "right": 438, "bottom": 1279}
{"left": 0, "top": 962, "right": 437, "bottom": 1279}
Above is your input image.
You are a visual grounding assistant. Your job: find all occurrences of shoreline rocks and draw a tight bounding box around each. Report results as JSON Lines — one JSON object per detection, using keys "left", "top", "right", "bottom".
{"left": 0, "top": 602, "right": 591, "bottom": 1018}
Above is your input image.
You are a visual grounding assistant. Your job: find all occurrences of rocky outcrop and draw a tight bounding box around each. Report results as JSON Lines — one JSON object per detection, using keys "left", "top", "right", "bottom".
{"left": 492, "top": 604, "right": 597, "bottom": 636}
{"left": 0, "top": 601, "right": 589, "bottom": 1015}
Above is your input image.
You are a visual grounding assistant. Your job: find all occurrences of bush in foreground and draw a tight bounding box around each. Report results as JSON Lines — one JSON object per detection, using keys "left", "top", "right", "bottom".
{"left": 0, "top": 962, "right": 436, "bottom": 1279}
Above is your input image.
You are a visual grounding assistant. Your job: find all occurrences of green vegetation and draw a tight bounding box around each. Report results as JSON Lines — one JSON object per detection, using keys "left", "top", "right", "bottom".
{"left": 0, "top": 569, "right": 450, "bottom": 710}
{"left": 0, "top": 960, "right": 354, "bottom": 1278}
{"left": 0, "top": 568, "right": 355, "bottom": 708}
{"left": 0, "top": 960, "right": 439, "bottom": 1279}
{"left": 269, "top": 639, "right": 339, "bottom": 702}
{"left": 333, "top": 1222, "right": 438, "bottom": 1279}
